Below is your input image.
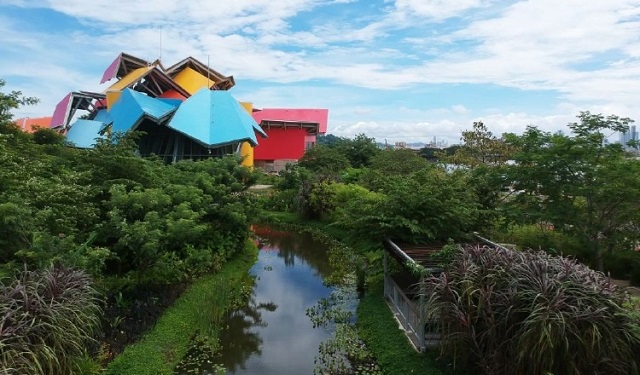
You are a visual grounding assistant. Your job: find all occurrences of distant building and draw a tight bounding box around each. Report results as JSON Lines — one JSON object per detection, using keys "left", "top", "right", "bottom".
{"left": 13, "top": 52, "right": 328, "bottom": 167}
{"left": 252, "top": 108, "right": 328, "bottom": 172}
{"left": 619, "top": 125, "right": 638, "bottom": 148}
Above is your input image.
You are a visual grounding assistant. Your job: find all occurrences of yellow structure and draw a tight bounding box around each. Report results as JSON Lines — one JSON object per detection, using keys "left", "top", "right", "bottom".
{"left": 105, "top": 66, "right": 154, "bottom": 108}
{"left": 240, "top": 102, "right": 254, "bottom": 168}
{"left": 172, "top": 67, "right": 216, "bottom": 95}
{"left": 106, "top": 91, "right": 122, "bottom": 109}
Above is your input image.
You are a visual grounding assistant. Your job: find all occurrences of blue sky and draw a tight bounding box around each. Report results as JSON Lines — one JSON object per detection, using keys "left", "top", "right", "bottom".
{"left": 2, "top": 0, "right": 639, "bottom": 145}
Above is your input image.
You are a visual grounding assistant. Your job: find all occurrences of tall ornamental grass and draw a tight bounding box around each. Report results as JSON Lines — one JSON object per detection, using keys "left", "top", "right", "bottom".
{"left": 0, "top": 266, "right": 101, "bottom": 375}
{"left": 426, "top": 245, "right": 640, "bottom": 375}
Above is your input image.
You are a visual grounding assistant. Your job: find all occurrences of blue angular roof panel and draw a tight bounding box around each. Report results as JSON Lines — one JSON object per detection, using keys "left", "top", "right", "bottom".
{"left": 128, "top": 89, "right": 177, "bottom": 120}
{"left": 109, "top": 89, "right": 177, "bottom": 133}
{"left": 157, "top": 98, "right": 183, "bottom": 108}
{"left": 93, "top": 109, "right": 112, "bottom": 124}
{"left": 66, "top": 120, "right": 106, "bottom": 148}
{"left": 109, "top": 90, "right": 145, "bottom": 133}
{"left": 168, "top": 88, "right": 265, "bottom": 147}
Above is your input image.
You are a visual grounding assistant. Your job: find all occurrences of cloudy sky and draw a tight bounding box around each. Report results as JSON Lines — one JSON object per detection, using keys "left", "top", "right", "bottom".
{"left": 1, "top": 0, "right": 639, "bottom": 145}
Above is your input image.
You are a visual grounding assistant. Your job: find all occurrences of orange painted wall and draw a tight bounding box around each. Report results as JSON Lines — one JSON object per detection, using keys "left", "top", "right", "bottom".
{"left": 14, "top": 117, "right": 52, "bottom": 133}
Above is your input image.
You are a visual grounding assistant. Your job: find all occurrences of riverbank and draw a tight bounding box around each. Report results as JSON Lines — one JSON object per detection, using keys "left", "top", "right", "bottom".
{"left": 104, "top": 240, "right": 258, "bottom": 375}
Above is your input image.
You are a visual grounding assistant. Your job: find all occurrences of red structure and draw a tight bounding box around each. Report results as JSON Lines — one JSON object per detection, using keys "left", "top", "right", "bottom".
{"left": 252, "top": 108, "right": 328, "bottom": 172}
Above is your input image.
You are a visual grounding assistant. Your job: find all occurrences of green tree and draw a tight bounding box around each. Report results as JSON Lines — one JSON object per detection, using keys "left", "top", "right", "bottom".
{"left": 369, "top": 148, "right": 431, "bottom": 176}
{"left": 444, "top": 121, "right": 514, "bottom": 167}
{"left": 336, "top": 133, "right": 380, "bottom": 168}
{"left": 333, "top": 168, "right": 479, "bottom": 243}
{"left": 360, "top": 148, "right": 433, "bottom": 191}
{"left": 298, "top": 145, "right": 350, "bottom": 177}
{"left": 0, "top": 79, "right": 38, "bottom": 126}
{"left": 505, "top": 112, "right": 640, "bottom": 271}
{"left": 32, "top": 127, "right": 67, "bottom": 145}
{"left": 316, "top": 134, "right": 346, "bottom": 147}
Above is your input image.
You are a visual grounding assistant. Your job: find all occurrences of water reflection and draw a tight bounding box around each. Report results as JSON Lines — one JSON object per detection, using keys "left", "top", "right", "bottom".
{"left": 218, "top": 297, "right": 277, "bottom": 372}
{"left": 219, "top": 227, "right": 335, "bottom": 375}
{"left": 253, "top": 226, "right": 332, "bottom": 277}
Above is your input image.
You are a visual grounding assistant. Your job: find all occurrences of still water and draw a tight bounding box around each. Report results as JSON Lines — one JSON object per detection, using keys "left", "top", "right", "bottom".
{"left": 218, "top": 227, "right": 335, "bottom": 374}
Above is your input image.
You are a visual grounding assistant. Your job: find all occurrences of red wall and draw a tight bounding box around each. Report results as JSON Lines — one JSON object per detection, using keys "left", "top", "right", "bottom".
{"left": 254, "top": 128, "right": 308, "bottom": 160}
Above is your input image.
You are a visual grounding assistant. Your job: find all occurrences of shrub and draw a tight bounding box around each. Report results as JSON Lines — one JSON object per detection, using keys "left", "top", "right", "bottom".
{"left": 603, "top": 250, "right": 640, "bottom": 285}
{"left": 426, "top": 245, "right": 640, "bottom": 375}
{"left": 495, "top": 224, "right": 585, "bottom": 259}
{"left": 0, "top": 265, "right": 101, "bottom": 375}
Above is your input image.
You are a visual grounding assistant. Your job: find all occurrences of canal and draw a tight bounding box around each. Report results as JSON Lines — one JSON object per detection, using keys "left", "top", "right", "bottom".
{"left": 171, "top": 226, "right": 346, "bottom": 374}
{"left": 219, "top": 227, "right": 335, "bottom": 374}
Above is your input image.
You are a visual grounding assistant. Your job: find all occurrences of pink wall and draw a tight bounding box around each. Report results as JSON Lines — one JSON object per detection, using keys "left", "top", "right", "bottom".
{"left": 252, "top": 108, "right": 328, "bottom": 133}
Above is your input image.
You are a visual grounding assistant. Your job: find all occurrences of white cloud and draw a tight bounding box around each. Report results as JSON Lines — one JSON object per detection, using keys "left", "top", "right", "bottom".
{"left": 394, "top": 0, "right": 489, "bottom": 20}
{"left": 4, "top": 0, "right": 640, "bottom": 144}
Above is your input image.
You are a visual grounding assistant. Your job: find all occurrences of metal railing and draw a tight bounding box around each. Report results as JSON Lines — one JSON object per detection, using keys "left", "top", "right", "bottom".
{"left": 384, "top": 274, "right": 441, "bottom": 351}
{"left": 384, "top": 274, "right": 422, "bottom": 348}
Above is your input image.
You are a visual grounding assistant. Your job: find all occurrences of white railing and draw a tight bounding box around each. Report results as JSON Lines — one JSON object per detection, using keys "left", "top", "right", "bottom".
{"left": 384, "top": 274, "right": 440, "bottom": 351}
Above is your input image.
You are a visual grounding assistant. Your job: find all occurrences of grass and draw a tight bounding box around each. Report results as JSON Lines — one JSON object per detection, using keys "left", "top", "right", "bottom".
{"left": 104, "top": 240, "right": 258, "bottom": 375}
{"left": 357, "top": 285, "right": 447, "bottom": 375}
{"left": 428, "top": 245, "right": 640, "bottom": 375}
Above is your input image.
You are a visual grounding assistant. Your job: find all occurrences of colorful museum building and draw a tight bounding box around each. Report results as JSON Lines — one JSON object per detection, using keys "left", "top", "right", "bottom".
{"left": 15, "top": 52, "right": 327, "bottom": 170}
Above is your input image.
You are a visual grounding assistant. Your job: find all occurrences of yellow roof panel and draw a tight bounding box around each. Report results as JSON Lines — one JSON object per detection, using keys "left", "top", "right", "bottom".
{"left": 173, "top": 67, "right": 216, "bottom": 95}
{"left": 106, "top": 66, "right": 154, "bottom": 92}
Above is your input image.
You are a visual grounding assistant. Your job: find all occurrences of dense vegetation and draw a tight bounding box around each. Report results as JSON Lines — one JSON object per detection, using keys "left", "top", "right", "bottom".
{"left": 0, "top": 80, "right": 260, "bottom": 373}
{"left": 0, "top": 266, "right": 101, "bottom": 374}
{"left": 2, "top": 76, "right": 640, "bottom": 374}
{"left": 255, "top": 114, "right": 640, "bottom": 374}
{"left": 104, "top": 240, "right": 257, "bottom": 375}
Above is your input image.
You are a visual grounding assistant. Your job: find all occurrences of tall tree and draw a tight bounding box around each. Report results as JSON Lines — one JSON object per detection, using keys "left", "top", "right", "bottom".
{"left": 440, "top": 121, "right": 514, "bottom": 229}
{"left": 336, "top": 133, "right": 380, "bottom": 168}
{"left": 445, "top": 121, "right": 514, "bottom": 167}
{"left": 505, "top": 112, "right": 640, "bottom": 271}
{"left": 298, "top": 145, "right": 350, "bottom": 177}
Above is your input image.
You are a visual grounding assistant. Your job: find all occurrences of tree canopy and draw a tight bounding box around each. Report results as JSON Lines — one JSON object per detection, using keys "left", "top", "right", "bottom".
{"left": 504, "top": 112, "right": 640, "bottom": 270}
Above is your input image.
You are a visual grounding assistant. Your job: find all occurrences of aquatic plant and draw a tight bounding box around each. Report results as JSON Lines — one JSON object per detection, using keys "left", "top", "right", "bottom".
{"left": 309, "top": 286, "right": 382, "bottom": 375}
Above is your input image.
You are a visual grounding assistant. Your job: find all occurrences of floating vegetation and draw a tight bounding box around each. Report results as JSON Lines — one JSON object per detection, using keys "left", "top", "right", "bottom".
{"left": 308, "top": 281, "right": 382, "bottom": 374}
{"left": 307, "top": 284, "right": 356, "bottom": 328}
{"left": 173, "top": 334, "right": 225, "bottom": 375}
